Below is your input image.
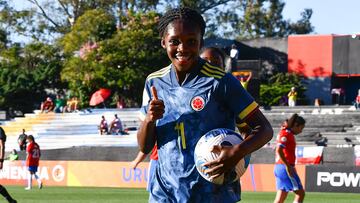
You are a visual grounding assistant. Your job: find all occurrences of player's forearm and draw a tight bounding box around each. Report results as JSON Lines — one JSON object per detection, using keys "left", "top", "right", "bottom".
{"left": 277, "top": 147, "right": 290, "bottom": 167}
{"left": 235, "top": 110, "right": 273, "bottom": 159}
{"left": 0, "top": 141, "right": 5, "bottom": 160}
{"left": 137, "top": 119, "right": 156, "bottom": 154}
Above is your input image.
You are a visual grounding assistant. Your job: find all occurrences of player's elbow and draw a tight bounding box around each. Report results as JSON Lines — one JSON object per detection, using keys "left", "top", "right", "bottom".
{"left": 263, "top": 125, "right": 273, "bottom": 143}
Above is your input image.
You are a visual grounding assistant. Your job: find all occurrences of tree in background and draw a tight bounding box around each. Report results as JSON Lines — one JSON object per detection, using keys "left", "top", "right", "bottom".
{"left": 61, "top": 10, "right": 167, "bottom": 107}
{"left": 200, "top": 0, "right": 313, "bottom": 39}
{"left": 0, "top": 0, "right": 315, "bottom": 112}
{"left": 260, "top": 73, "right": 308, "bottom": 107}
{"left": 0, "top": 42, "right": 66, "bottom": 113}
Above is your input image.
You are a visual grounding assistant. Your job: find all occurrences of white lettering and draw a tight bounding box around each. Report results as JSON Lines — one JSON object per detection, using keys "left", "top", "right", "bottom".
{"left": 317, "top": 172, "right": 360, "bottom": 187}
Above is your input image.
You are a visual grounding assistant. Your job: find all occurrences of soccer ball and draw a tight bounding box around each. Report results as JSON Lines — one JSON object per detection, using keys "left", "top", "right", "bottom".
{"left": 194, "top": 128, "right": 250, "bottom": 185}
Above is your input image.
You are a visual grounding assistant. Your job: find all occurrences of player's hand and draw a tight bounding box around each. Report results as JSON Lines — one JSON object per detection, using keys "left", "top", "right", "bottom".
{"left": 203, "top": 145, "right": 241, "bottom": 179}
{"left": 286, "top": 165, "right": 295, "bottom": 177}
{"left": 130, "top": 161, "right": 138, "bottom": 170}
{"left": 146, "top": 86, "right": 165, "bottom": 123}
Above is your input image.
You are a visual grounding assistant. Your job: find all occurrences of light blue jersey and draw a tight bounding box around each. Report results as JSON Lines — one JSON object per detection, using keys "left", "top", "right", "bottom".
{"left": 140, "top": 59, "right": 258, "bottom": 203}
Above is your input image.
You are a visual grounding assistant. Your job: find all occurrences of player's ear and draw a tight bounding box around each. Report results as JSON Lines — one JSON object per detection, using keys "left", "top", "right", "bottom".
{"left": 161, "top": 38, "right": 166, "bottom": 49}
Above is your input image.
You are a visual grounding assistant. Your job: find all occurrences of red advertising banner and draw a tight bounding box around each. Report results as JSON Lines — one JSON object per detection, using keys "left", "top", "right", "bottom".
{"left": 0, "top": 160, "right": 67, "bottom": 186}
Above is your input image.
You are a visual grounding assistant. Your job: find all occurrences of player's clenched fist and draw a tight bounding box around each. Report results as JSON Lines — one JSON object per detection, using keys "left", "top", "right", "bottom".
{"left": 146, "top": 86, "right": 165, "bottom": 122}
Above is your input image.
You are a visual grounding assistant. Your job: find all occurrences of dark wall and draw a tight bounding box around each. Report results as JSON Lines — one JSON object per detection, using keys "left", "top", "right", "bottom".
{"left": 333, "top": 36, "right": 360, "bottom": 75}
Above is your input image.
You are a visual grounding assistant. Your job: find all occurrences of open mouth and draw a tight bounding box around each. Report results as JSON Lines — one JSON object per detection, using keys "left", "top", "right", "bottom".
{"left": 176, "top": 54, "right": 192, "bottom": 64}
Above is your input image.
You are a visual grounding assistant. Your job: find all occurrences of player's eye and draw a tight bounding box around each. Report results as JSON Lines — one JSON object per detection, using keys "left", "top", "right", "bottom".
{"left": 188, "top": 39, "right": 197, "bottom": 46}
{"left": 169, "top": 39, "right": 180, "bottom": 46}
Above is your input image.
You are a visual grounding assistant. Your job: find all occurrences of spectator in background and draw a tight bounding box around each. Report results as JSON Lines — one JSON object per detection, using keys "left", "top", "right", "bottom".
{"left": 230, "top": 44, "right": 239, "bottom": 72}
{"left": 7, "top": 149, "right": 18, "bottom": 161}
{"left": 64, "top": 97, "right": 79, "bottom": 113}
{"left": 200, "top": 47, "right": 225, "bottom": 69}
{"left": 40, "top": 97, "right": 54, "bottom": 113}
{"left": 25, "top": 135, "right": 42, "bottom": 190}
{"left": 109, "top": 114, "right": 124, "bottom": 135}
{"left": 354, "top": 89, "right": 360, "bottom": 110}
{"left": 17, "top": 129, "right": 27, "bottom": 151}
{"left": 54, "top": 95, "right": 66, "bottom": 113}
{"left": 116, "top": 98, "right": 126, "bottom": 109}
{"left": 240, "top": 72, "right": 252, "bottom": 91}
{"left": 0, "top": 127, "right": 17, "bottom": 203}
{"left": 99, "top": 115, "right": 108, "bottom": 135}
{"left": 287, "top": 87, "right": 297, "bottom": 107}
{"left": 230, "top": 44, "right": 239, "bottom": 59}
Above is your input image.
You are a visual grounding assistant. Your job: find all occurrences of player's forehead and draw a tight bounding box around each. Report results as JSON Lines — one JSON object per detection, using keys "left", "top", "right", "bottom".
{"left": 164, "top": 19, "right": 201, "bottom": 39}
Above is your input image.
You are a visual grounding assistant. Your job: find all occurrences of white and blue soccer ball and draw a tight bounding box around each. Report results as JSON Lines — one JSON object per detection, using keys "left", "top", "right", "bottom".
{"left": 194, "top": 128, "right": 250, "bottom": 185}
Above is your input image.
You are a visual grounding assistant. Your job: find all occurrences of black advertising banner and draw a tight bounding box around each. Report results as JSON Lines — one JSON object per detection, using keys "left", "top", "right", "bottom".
{"left": 306, "top": 165, "right": 360, "bottom": 193}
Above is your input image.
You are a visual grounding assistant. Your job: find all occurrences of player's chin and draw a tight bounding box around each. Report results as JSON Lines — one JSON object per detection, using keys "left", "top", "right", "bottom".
{"left": 174, "top": 59, "right": 196, "bottom": 72}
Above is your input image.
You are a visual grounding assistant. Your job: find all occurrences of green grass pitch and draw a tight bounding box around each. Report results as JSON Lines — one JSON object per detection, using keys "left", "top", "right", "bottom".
{"left": 4, "top": 186, "right": 360, "bottom": 203}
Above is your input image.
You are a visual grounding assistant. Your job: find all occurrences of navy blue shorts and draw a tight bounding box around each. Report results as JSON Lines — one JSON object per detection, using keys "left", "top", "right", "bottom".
{"left": 28, "top": 166, "right": 38, "bottom": 173}
{"left": 274, "top": 164, "right": 303, "bottom": 192}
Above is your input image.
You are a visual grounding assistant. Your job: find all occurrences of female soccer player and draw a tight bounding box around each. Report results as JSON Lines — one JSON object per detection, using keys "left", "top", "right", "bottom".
{"left": 274, "top": 113, "right": 306, "bottom": 203}
{"left": 137, "top": 7, "right": 273, "bottom": 202}
{"left": 25, "top": 135, "right": 43, "bottom": 190}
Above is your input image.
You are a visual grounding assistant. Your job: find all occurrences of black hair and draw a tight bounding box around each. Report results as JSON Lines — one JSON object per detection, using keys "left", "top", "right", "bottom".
{"left": 158, "top": 7, "right": 206, "bottom": 38}
{"left": 287, "top": 113, "right": 306, "bottom": 128}
{"left": 27, "top": 135, "right": 34, "bottom": 142}
{"left": 200, "top": 47, "right": 226, "bottom": 64}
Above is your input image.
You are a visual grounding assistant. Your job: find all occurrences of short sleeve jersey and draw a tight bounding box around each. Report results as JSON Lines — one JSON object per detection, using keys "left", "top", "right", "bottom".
{"left": 26, "top": 142, "right": 41, "bottom": 167}
{"left": 149, "top": 144, "right": 158, "bottom": 161}
{"left": 275, "top": 128, "right": 296, "bottom": 165}
{"left": 140, "top": 59, "right": 258, "bottom": 203}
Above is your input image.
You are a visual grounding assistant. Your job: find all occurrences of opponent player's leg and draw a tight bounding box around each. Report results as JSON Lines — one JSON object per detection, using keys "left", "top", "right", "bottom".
{"left": 0, "top": 185, "right": 17, "bottom": 203}
{"left": 293, "top": 188, "right": 305, "bottom": 203}
{"left": 34, "top": 172, "right": 43, "bottom": 189}
{"left": 25, "top": 171, "right": 33, "bottom": 190}
{"left": 274, "top": 190, "right": 288, "bottom": 203}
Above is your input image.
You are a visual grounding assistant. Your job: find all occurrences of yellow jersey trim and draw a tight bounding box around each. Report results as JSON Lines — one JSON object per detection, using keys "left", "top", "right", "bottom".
{"left": 238, "top": 101, "right": 258, "bottom": 120}
{"left": 200, "top": 63, "right": 225, "bottom": 79}
{"left": 147, "top": 65, "right": 171, "bottom": 81}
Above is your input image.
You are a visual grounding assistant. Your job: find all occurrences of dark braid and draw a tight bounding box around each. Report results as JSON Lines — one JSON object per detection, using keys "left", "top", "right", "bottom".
{"left": 158, "top": 7, "right": 206, "bottom": 38}
{"left": 287, "top": 113, "right": 306, "bottom": 128}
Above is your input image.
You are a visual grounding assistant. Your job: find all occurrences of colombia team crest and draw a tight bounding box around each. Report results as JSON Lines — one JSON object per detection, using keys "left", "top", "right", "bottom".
{"left": 191, "top": 96, "right": 205, "bottom": 111}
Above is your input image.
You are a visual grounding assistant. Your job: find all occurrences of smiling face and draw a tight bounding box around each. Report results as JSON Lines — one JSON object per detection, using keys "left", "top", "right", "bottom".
{"left": 161, "top": 19, "right": 203, "bottom": 77}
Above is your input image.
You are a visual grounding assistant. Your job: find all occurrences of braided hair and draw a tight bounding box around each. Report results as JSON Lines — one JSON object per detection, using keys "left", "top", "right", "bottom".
{"left": 158, "top": 7, "right": 206, "bottom": 38}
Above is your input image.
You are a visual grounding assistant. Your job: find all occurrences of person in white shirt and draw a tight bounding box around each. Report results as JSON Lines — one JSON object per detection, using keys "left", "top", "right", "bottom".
{"left": 230, "top": 44, "right": 239, "bottom": 59}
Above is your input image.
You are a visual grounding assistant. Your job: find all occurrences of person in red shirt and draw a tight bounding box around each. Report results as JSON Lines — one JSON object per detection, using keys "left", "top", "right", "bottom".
{"left": 274, "top": 114, "right": 306, "bottom": 203}
{"left": 25, "top": 135, "right": 43, "bottom": 190}
{"left": 99, "top": 115, "right": 108, "bottom": 135}
{"left": 40, "top": 97, "right": 54, "bottom": 113}
{"left": 130, "top": 145, "right": 158, "bottom": 191}
{"left": 354, "top": 89, "right": 360, "bottom": 110}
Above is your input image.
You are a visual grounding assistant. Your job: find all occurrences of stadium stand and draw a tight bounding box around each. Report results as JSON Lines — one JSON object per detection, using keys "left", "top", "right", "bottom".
{"left": 1, "top": 105, "right": 360, "bottom": 165}
{"left": 0, "top": 109, "right": 140, "bottom": 151}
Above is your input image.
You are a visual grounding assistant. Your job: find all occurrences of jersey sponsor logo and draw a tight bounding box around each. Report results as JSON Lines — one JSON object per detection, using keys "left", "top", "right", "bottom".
{"left": 317, "top": 171, "right": 360, "bottom": 187}
{"left": 281, "top": 137, "right": 287, "bottom": 142}
{"left": 191, "top": 96, "right": 205, "bottom": 111}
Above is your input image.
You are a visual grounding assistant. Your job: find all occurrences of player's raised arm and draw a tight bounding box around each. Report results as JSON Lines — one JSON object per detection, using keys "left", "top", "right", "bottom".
{"left": 137, "top": 86, "right": 165, "bottom": 154}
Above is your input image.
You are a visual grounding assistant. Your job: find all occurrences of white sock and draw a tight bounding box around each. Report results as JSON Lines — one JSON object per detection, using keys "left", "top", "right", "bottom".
{"left": 28, "top": 174, "right": 33, "bottom": 188}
